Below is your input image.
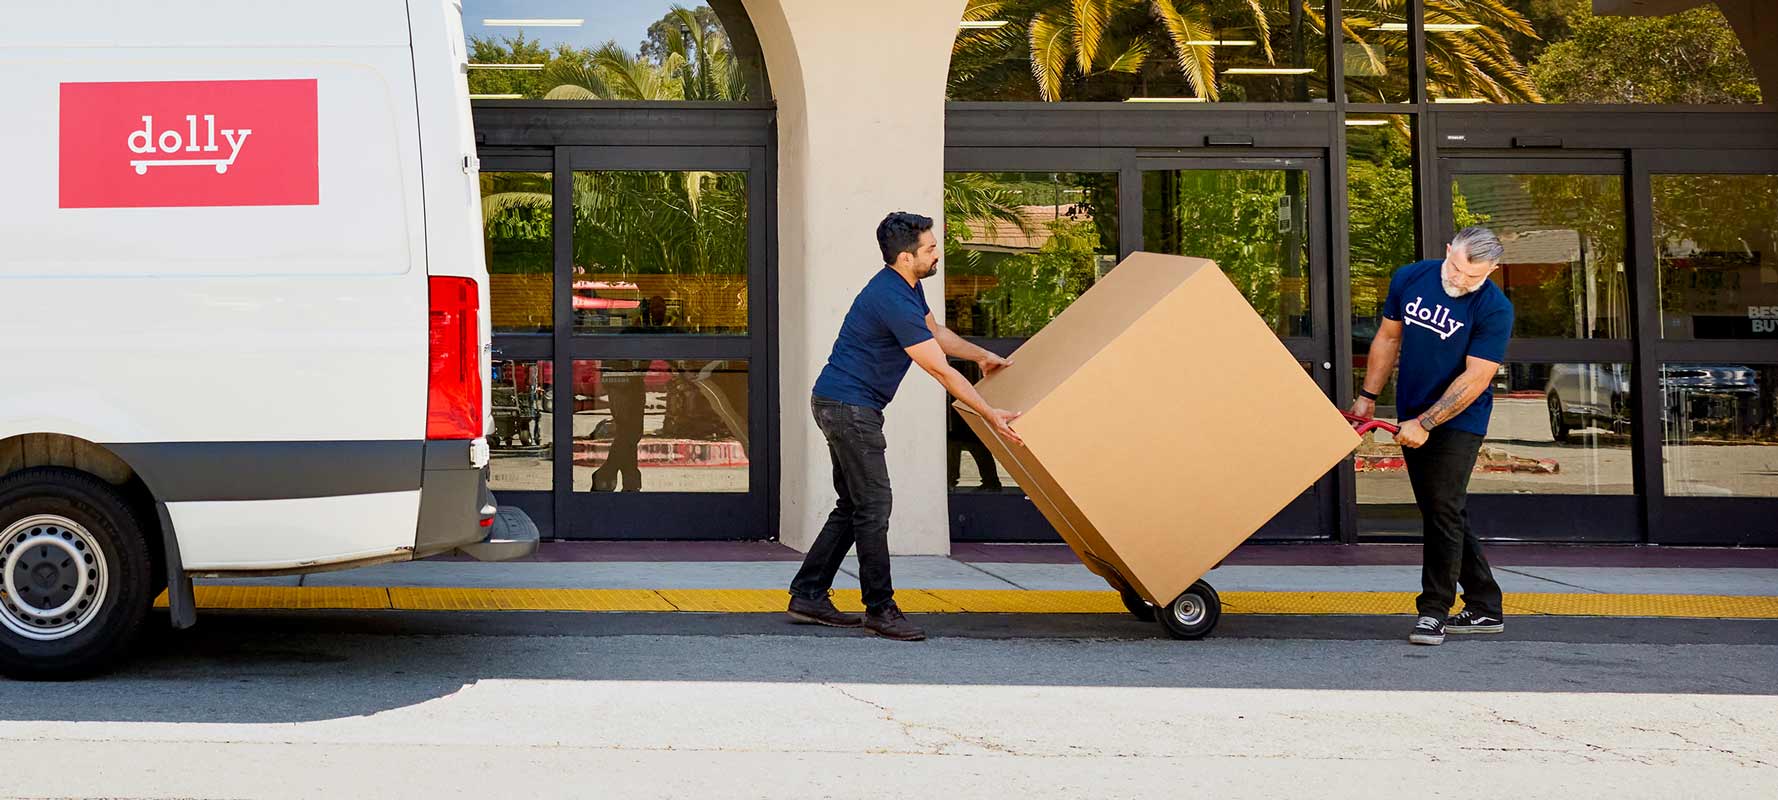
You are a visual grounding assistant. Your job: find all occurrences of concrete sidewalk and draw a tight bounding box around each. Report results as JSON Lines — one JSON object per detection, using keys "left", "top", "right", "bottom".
{"left": 171, "top": 543, "right": 1778, "bottom": 618}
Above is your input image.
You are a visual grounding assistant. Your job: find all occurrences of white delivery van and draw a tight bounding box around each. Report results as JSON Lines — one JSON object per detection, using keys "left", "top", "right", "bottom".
{"left": 0, "top": 0, "right": 537, "bottom": 679}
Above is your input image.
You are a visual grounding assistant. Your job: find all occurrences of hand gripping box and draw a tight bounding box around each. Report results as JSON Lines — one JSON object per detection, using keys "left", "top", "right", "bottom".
{"left": 955, "top": 253, "right": 1360, "bottom": 608}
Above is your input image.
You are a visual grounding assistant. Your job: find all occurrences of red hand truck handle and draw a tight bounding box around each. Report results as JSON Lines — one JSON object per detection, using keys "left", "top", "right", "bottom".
{"left": 1343, "top": 411, "right": 1400, "bottom": 436}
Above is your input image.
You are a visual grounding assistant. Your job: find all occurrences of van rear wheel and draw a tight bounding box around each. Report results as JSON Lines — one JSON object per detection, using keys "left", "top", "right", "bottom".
{"left": 0, "top": 468, "right": 153, "bottom": 680}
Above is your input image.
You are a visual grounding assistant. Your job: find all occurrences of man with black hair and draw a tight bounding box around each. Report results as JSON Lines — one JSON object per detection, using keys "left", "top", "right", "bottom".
{"left": 787, "top": 211, "right": 1023, "bottom": 641}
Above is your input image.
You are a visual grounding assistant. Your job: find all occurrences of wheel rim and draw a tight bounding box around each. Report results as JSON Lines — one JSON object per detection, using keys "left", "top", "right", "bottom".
{"left": 1171, "top": 594, "right": 1206, "bottom": 628}
{"left": 1548, "top": 396, "right": 1563, "bottom": 431}
{"left": 1, "top": 515, "right": 109, "bottom": 641}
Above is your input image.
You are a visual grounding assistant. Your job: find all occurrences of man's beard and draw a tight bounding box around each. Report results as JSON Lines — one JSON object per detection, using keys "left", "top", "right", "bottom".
{"left": 917, "top": 262, "right": 939, "bottom": 279}
{"left": 1441, "top": 262, "right": 1479, "bottom": 298}
{"left": 1442, "top": 276, "right": 1477, "bottom": 298}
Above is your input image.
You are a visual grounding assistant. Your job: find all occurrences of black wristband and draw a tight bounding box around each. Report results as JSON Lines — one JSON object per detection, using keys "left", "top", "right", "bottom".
{"left": 1358, "top": 389, "right": 1379, "bottom": 401}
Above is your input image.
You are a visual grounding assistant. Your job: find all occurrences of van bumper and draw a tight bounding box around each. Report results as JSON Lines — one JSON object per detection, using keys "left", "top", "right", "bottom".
{"left": 414, "top": 439, "right": 538, "bottom": 561}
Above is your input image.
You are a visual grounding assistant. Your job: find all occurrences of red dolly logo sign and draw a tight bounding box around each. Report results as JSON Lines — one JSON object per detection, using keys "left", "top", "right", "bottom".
{"left": 59, "top": 79, "right": 319, "bottom": 209}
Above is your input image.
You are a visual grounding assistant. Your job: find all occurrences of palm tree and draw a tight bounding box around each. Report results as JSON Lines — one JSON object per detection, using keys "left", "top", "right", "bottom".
{"left": 953, "top": 0, "right": 1281, "bottom": 101}
{"left": 543, "top": 6, "right": 745, "bottom": 101}
{"left": 950, "top": 0, "right": 1541, "bottom": 103}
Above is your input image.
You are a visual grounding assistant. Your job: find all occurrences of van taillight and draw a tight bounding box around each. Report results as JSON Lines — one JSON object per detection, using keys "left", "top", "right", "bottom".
{"left": 427, "top": 277, "right": 483, "bottom": 440}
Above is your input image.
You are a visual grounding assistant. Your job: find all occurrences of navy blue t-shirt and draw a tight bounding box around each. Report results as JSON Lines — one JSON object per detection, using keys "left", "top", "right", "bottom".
{"left": 812, "top": 268, "right": 934, "bottom": 410}
{"left": 1382, "top": 259, "right": 1514, "bottom": 436}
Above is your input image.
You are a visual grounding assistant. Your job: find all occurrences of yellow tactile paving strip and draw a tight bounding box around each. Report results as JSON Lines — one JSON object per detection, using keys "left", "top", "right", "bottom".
{"left": 153, "top": 587, "right": 1778, "bottom": 619}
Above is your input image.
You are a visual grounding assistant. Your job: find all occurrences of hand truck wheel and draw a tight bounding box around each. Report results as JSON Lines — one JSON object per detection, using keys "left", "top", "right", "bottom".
{"left": 1159, "top": 579, "right": 1221, "bottom": 640}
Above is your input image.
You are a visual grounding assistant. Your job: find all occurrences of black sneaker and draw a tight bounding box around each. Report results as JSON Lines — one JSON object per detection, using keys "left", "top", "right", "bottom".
{"left": 1409, "top": 615, "right": 1445, "bottom": 646}
{"left": 864, "top": 603, "right": 926, "bottom": 642}
{"left": 1446, "top": 609, "right": 1504, "bottom": 635}
{"left": 787, "top": 593, "right": 863, "bottom": 628}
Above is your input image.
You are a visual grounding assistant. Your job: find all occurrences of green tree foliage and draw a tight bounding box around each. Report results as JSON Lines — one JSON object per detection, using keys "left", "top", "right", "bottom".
{"left": 1528, "top": 5, "right": 1761, "bottom": 104}
{"left": 942, "top": 173, "right": 1117, "bottom": 337}
{"left": 467, "top": 5, "right": 747, "bottom": 101}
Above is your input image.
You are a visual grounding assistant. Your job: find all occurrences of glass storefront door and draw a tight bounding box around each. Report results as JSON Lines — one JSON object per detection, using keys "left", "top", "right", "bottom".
{"left": 1140, "top": 156, "right": 1334, "bottom": 539}
{"left": 483, "top": 147, "right": 774, "bottom": 539}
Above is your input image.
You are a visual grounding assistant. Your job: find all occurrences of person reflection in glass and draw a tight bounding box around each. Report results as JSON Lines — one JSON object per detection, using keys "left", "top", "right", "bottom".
{"left": 946, "top": 359, "right": 1003, "bottom": 492}
{"left": 591, "top": 360, "right": 646, "bottom": 492}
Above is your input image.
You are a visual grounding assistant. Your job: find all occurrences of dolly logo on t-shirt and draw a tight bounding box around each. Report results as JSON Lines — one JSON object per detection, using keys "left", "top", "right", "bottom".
{"left": 1402, "top": 296, "right": 1465, "bottom": 340}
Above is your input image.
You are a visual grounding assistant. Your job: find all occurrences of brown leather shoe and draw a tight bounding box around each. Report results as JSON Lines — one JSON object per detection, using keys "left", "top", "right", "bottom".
{"left": 863, "top": 603, "right": 926, "bottom": 641}
{"left": 787, "top": 594, "right": 863, "bottom": 627}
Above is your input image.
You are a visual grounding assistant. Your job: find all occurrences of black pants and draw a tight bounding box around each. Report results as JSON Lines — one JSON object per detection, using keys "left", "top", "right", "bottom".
{"left": 790, "top": 397, "right": 895, "bottom": 612}
{"left": 1403, "top": 427, "right": 1504, "bottom": 619}
{"left": 591, "top": 369, "right": 645, "bottom": 492}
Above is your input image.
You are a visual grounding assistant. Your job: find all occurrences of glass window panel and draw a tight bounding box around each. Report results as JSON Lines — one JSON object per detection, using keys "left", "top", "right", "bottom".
{"left": 1653, "top": 174, "right": 1778, "bottom": 340}
{"left": 1356, "top": 362, "right": 1636, "bottom": 503}
{"left": 1451, "top": 173, "right": 1629, "bottom": 339}
{"left": 1144, "top": 168, "right": 1312, "bottom": 338}
{"left": 1347, "top": 116, "right": 1418, "bottom": 352}
{"left": 1662, "top": 363, "right": 1778, "bottom": 498}
{"left": 1423, "top": 1, "right": 1762, "bottom": 105}
{"left": 1341, "top": 0, "right": 1412, "bottom": 103}
{"left": 461, "top": 1, "right": 764, "bottom": 101}
{"left": 481, "top": 171, "right": 553, "bottom": 334}
{"left": 570, "top": 171, "right": 749, "bottom": 335}
{"left": 948, "top": 0, "right": 1328, "bottom": 102}
{"left": 947, "top": 359, "right": 1022, "bottom": 493}
{"left": 489, "top": 359, "right": 554, "bottom": 491}
{"left": 943, "top": 172, "right": 1120, "bottom": 339}
{"left": 571, "top": 359, "right": 750, "bottom": 493}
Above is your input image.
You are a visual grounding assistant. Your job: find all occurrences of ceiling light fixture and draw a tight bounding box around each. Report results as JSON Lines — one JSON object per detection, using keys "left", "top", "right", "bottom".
{"left": 959, "top": 20, "right": 1010, "bottom": 29}
{"left": 482, "top": 18, "right": 584, "bottom": 27}
{"left": 1373, "top": 22, "right": 1481, "bottom": 32}
{"left": 1224, "top": 67, "right": 1314, "bottom": 75}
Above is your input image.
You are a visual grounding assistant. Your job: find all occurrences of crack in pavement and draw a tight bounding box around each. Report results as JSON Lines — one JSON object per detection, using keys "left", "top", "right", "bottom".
{"left": 1471, "top": 702, "right": 1660, "bottom": 767}
{"left": 826, "top": 684, "right": 1025, "bottom": 757}
{"left": 1627, "top": 725, "right": 1777, "bottom": 770}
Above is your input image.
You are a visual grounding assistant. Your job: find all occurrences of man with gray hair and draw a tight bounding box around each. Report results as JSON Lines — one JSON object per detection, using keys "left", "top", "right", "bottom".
{"left": 1350, "top": 226, "right": 1515, "bottom": 646}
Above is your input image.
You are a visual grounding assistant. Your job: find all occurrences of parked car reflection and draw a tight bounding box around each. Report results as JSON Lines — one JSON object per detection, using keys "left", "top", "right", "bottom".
{"left": 1547, "top": 363, "right": 1761, "bottom": 441}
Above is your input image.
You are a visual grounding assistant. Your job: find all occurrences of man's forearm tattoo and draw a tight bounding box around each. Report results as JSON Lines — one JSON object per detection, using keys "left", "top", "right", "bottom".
{"left": 1418, "top": 374, "right": 1479, "bottom": 429}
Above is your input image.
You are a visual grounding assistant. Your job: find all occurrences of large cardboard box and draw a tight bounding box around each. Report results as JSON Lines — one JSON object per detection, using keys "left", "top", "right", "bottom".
{"left": 955, "top": 253, "right": 1359, "bottom": 607}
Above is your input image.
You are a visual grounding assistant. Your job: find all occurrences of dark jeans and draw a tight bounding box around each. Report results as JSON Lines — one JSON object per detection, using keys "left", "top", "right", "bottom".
{"left": 1403, "top": 427, "right": 1504, "bottom": 619}
{"left": 790, "top": 397, "right": 895, "bottom": 612}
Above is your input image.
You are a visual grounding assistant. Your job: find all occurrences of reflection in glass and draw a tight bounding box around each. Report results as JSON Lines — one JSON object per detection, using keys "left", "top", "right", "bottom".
{"left": 1347, "top": 116, "right": 1418, "bottom": 352}
{"left": 1144, "top": 168, "right": 1311, "bottom": 337}
{"left": 1663, "top": 364, "right": 1778, "bottom": 498}
{"left": 1451, "top": 173, "right": 1628, "bottom": 339}
{"left": 943, "top": 172, "right": 1119, "bottom": 338}
{"left": 947, "top": 359, "right": 1021, "bottom": 493}
{"left": 489, "top": 359, "right": 553, "bottom": 491}
{"left": 462, "top": 2, "right": 764, "bottom": 101}
{"left": 1653, "top": 174, "right": 1778, "bottom": 340}
{"left": 947, "top": 0, "right": 1327, "bottom": 102}
{"left": 571, "top": 171, "right": 748, "bottom": 335}
{"left": 1341, "top": 1, "right": 1411, "bottom": 102}
{"left": 1356, "top": 362, "right": 1636, "bottom": 503}
{"left": 571, "top": 359, "right": 749, "bottom": 493}
{"left": 1423, "top": 0, "right": 1761, "bottom": 104}
{"left": 481, "top": 172, "right": 553, "bottom": 333}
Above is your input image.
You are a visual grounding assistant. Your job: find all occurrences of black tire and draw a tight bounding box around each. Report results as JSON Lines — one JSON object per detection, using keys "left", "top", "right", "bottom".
{"left": 1160, "top": 580, "right": 1221, "bottom": 640}
{"left": 1120, "top": 589, "right": 1158, "bottom": 622}
{"left": 1547, "top": 392, "right": 1571, "bottom": 443}
{"left": 0, "top": 468, "right": 154, "bottom": 680}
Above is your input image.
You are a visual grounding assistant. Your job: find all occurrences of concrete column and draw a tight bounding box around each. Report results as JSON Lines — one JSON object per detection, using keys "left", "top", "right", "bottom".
{"left": 742, "top": 0, "right": 967, "bottom": 555}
